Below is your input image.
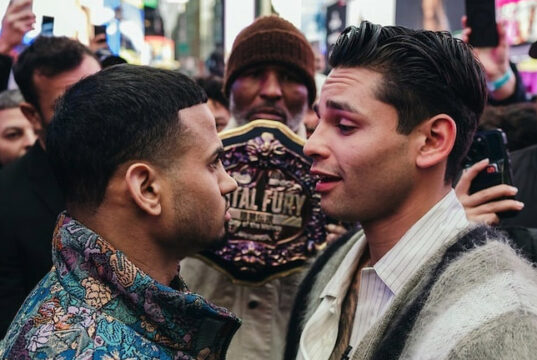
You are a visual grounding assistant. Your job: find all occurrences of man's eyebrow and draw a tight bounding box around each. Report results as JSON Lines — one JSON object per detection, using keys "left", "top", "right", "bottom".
{"left": 211, "top": 146, "right": 225, "bottom": 160}
{"left": 325, "top": 99, "right": 360, "bottom": 114}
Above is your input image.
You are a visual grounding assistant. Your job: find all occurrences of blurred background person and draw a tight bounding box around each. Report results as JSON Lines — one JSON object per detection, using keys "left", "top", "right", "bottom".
{"left": 0, "top": 36, "right": 100, "bottom": 338}
{"left": 0, "top": 89, "right": 36, "bottom": 167}
{"left": 303, "top": 103, "right": 319, "bottom": 139}
{"left": 455, "top": 20, "right": 537, "bottom": 261}
{"left": 205, "top": 50, "right": 225, "bottom": 77}
{"left": 479, "top": 103, "right": 537, "bottom": 152}
{"left": 461, "top": 17, "right": 528, "bottom": 106}
{"left": 456, "top": 18, "right": 528, "bottom": 225}
{"left": 195, "top": 75, "right": 230, "bottom": 132}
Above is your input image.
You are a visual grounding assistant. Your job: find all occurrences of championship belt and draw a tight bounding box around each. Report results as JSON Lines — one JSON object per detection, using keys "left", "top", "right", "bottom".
{"left": 196, "top": 120, "right": 327, "bottom": 285}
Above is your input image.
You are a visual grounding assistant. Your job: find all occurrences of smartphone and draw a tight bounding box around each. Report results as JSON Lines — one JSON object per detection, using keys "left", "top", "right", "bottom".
{"left": 463, "top": 129, "right": 517, "bottom": 218}
{"left": 93, "top": 25, "right": 107, "bottom": 45}
{"left": 94, "top": 25, "right": 107, "bottom": 36}
{"left": 41, "top": 15, "right": 54, "bottom": 36}
{"left": 465, "top": 0, "right": 499, "bottom": 47}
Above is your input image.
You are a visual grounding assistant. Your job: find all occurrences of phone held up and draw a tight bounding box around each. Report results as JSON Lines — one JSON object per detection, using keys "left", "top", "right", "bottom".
{"left": 465, "top": 0, "right": 499, "bottom": 47}
{"left": 463, "top": 129, "right": 517, "bottom": 218}
{"left": 41, "top": 15, "right": 54, "bottom": 37}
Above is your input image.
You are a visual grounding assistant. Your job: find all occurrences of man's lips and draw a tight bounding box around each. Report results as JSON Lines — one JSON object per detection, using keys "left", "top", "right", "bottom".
{"left": 225, "top": 201, "right": 232, "bottom": 221}
{"left": 247, "top": 108, "right": 286, "bottom": 122}
{"left": 311, "top": 169, "right": 342, "bottom": 192}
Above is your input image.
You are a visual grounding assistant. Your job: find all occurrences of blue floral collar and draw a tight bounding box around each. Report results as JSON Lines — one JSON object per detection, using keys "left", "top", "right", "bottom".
{"left": 52, "top": 213, "right": 240, "bottom": 356}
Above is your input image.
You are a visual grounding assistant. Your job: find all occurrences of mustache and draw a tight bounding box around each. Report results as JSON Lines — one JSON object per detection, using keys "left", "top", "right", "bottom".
{"left": 245, "top": 105, "right": 287, "bottom": 120}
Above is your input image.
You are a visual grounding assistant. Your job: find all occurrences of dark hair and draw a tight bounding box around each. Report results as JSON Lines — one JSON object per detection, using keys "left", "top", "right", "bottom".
{"left": 13, "top": 36, "right": 96, "bottom": 109}
{"left": 195, "top": 75, "right": 228, "bottom": 108}
{"left": 206, "top": 51, "right": 225, "bottom": 77}
{"left": 95, "top": 48, "right": 128, "bottom": 68}
{"left": 330, "top": 21, "right": 487, "bottom": 183}
{"left": 479, "top": 103, "right": 537, "bottom": 152}
{"left": 46, "top": 64, "right": 207, "bottom": 208}
{"left": 0, "top": 89, "right": 24, "bottom": 110}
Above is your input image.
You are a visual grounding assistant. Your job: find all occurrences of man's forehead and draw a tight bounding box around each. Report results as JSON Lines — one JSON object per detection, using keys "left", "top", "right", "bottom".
{"left": 178, "top": 103, "right": 219, "bottom": 138}
{"left": 241, "top": 63, "right": 303, "bottom": 78}
{"left": 320, "top": 68, "right": 383, "bottom": 104}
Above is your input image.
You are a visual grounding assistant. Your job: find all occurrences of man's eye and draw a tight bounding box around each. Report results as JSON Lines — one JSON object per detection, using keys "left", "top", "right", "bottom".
{"left": 337, "top": 122, "right": 356, "bottom": 134}
{"left": 4, "top": 131, "right": 22, "bottom": 140}
{"left": 280, "top": 72, "right": 300, "bottom": 83}
{"left": 210, "top": 158, "right": 223, "bottom": 169}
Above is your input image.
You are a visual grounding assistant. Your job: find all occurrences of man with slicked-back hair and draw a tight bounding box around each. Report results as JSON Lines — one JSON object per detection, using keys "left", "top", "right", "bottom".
{"left": 285, "top": 21, "right": 537, "bottom": 360}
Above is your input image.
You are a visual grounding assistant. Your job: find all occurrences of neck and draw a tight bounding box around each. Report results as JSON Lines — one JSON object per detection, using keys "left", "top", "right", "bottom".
{"left": 72, "top": 207, "right": 179, "bottom": 286}
{"left": 362, "top": 184, "right": 451, "bottom": 265}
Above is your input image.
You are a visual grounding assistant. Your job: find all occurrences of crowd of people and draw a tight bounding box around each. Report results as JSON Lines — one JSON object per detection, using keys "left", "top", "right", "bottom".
{"left": 0, "top": 0, "right": 536, "bottom": 358}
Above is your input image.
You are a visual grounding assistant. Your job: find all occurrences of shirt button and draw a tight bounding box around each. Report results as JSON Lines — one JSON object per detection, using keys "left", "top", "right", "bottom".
{"left": 247, "top": 300, "right": 259, "bottom": 309}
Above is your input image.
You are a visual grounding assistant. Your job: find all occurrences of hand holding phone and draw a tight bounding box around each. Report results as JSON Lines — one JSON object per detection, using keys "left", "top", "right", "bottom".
{"left": 94, "top": 25, "right": 107, "bottom": 37}
{"left": 0, "top": 0, "right": 35, "bottom": 54}
{"left": 41, "top": 15, "right": 54, "bottom": 36}
{"left": 465, "top": 0, "right": 499, "bottom": 47}
{"left": 455, "top": 129, "right": 524, "bottom": 224}
{"left": 464, "top": 129, "right": 513, "bottom": 194}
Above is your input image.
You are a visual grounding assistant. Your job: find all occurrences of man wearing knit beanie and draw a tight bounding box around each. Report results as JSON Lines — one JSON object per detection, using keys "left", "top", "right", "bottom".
{"left": 222, "top": 15, "right": 316, "bottom": 137}
{"left": 181, "top": 15, "right": 317, "bottom": 360}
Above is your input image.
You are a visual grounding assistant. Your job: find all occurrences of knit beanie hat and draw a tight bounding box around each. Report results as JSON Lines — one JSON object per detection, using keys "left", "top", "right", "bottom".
{"left": 224, "top": 15, "right": 316, "bottom": 106}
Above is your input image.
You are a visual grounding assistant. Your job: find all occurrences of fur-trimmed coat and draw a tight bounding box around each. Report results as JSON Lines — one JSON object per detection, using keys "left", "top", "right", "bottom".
{"left": 285, "top": 225, "right": 537, "bottom": 360}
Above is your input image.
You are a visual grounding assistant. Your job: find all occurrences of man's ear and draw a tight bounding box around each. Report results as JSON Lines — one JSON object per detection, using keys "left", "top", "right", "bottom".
{"left": 415, "top": 114, "right": 456, "bottom": 169}
{"left": 125, "top": 163, "right": 162, "bottom": 216}
{"left": 19, "top": 102, "right": 43, "bottom": 134}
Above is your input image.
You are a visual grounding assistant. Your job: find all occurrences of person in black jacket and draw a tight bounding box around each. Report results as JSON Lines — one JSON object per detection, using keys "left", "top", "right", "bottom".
{"left": 0, "top": 36, "right": 100, "bottom": 338}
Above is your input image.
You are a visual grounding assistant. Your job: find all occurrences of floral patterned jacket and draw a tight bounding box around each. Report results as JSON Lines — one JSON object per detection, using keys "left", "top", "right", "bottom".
{"left": 0, "top": 213, "right": 241, "bottom": 359}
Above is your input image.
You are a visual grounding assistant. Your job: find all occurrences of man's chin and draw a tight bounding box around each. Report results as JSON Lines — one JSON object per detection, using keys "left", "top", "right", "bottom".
{"left": 204, "top": 230, "right": 229, "bottom": 251}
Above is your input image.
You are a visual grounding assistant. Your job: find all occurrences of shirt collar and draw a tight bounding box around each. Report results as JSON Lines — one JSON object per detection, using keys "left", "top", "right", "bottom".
{"left": 320, "top": 231, "right": 367, "bottom": 299}
{"left": 374, "top": 189, "right": 469, "bottom": 294}
{"left": 319, "top": 190, "right": 468, "bottom": 300}
{"left": 52, "top": 213, "right": 241, "bottom": 355}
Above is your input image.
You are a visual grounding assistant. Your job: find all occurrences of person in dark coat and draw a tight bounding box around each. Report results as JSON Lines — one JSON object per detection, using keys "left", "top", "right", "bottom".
{"left": 0, "top": 36, "right": 100, "bottom": 337}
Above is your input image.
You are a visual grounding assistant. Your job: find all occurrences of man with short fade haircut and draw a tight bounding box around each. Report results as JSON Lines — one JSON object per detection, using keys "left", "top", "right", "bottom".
{"left": 180, "top": 15, "right": 317, "bottom": 360}
{"left": 0, "top": 65, "right": 241, "bottom": 359}
{"left": 0, "top": 36, "right": 101, "bottom": 337}
{"left": 285, "top": 22, "right": 537, "bottom": 360}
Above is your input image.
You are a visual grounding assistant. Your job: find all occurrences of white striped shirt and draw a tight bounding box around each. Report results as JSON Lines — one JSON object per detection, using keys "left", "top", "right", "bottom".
{"left": 297, "top": 190, "right": 469, "bottom": 360}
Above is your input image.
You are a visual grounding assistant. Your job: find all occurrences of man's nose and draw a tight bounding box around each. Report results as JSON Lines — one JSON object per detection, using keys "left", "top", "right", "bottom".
{"left": 304, "top": 121, "right": 329, "bottom": 160}
{"left": 220, "top": 170, "right": 238, "bottom": 195}
{"left": 23, "top": 130, "right": 37, "bottom": 149}
{"left": 259, "top": 70, "right": 283, "bottom": 101}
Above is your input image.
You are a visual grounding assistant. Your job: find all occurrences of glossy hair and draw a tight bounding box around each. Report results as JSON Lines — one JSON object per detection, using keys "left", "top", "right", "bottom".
{"left": 46, "top": 65, "right": 207, "bottom": 208}
{"left": 330, "top": 21, "right": 487, "bottom": 183}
